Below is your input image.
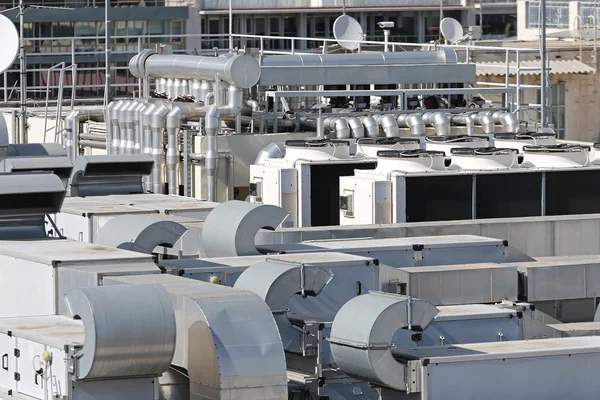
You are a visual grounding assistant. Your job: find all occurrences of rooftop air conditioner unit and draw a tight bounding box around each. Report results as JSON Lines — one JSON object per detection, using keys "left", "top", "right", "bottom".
{"left": 249, "top": 139, "right": 376, "bottom": 227}
{"left": 448, "top": 147, "right": 521, "bottom": 171}
{"left": 355, "top": 137, "right": 423, "bottom": 158}
{"left": 494, "top": 132, "right": 557, "bottom": 151}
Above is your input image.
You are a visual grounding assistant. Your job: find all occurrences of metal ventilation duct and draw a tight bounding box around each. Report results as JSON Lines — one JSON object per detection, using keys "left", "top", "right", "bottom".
{"left": 0, "top": 173, "right": 65, "bottom": 239}
{"left": 131, "top": 53, "right": 261, "bottom": 89}
{"left": 64, "top": 283, "right": 176, "bottom": 380}
{"left": 68, "top": 154, "right": 154, "bottom": 197}
{"left": 95, "top": 215, "right": 188, "bottom": 254}
{"left": 234, "top": 258, "right": 333, "bottom": 352}
{"left": 259, "top": 49, "right": 476, "bottom": 86}
{"left": 202, "top": 200, "right": 289, "bottom": 258}
{"left": 104, "top": 274, "right": 288, "bottom": 399}
{"left": 328, "top": 292, "right": 439, "bottom": 391}
{"left": 254, "top": 142, "right": 286, "bottom": 165}
{"left": 0, "top": 156, "right": 73, "bottom": 188}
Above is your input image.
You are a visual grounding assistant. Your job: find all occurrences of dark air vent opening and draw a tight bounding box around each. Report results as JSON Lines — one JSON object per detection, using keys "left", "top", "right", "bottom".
{"left": 310, "top": 162, "right": 377, "bottom": 226}
{"left": 405, "top": 175, "right": 472, "bottom": 222}
{"left": 84, "top": 161, "right": 153, "bottom": 176}
{"left": 546, "top": 170, "right": 600, "bottom": 215}
{"left": 476, "top": 172, "right": 542, "bottom": 219}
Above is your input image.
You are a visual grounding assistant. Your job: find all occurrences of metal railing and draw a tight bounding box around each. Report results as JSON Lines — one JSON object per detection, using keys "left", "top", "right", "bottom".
{"left": 3, "top": 32, "right": 544, "bottom": 123}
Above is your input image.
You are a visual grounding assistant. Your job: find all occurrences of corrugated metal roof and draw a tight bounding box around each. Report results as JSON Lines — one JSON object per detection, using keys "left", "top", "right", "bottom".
{"left": 476, "top": 59, "right": 595, "bottom": 76}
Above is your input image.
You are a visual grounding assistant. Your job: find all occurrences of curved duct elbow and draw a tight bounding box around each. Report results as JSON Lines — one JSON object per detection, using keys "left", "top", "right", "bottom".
{"left": 254, "top": 142, "right": 286, "bottom": 165}
{"left": 473, "top": 112, "right": 495, "bottom": 134}
{"left": 246, "top": 99, "right": 260, "bottom": 112}
{"left": 451, "top": 114, "right": 475, "bottom": 136}
{"left": 361, "top": 116, "right": 379, "bottom": 138}
{"left": 424, "top": 112, "right": 451, "bottom": 136}
{"left": 329, "top": 292, "right": 439, "bottom": 391}
{"left": 346, "top": 117, "right": 365, "bottom": 138}
{"left": 500, "top": 112, "right": 519, "bottom": 133}
{"left": 398, "top": 114, "right": 425, "bottom": 136}
{"left": 379, "top": 114, "right": 399, "bottom": 137}
{"left": 234, "top": 259, "right": 333, "bottom": 353}
{"left": 333, "top": 118, "right": 351, "bottom": 139}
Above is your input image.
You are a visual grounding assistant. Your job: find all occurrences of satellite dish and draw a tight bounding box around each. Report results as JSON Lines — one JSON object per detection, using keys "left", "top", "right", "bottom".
{"left": 0, "top": 14, "right": 18, "bottom": 74}
{"left": 333, "top": 15, "right": 364, "bottom": 51}
{"left": 440, "top": 17, "right": 463, "bottom": 43}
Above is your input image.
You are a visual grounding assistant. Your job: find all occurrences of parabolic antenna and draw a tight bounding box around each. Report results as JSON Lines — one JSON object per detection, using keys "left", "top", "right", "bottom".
{"left": 333, "top": 15, "right": 364, "bottom": 51}
{"left": 0, "top": 14, "right": 18, "bottom": 74}
{"left": 440, "top": 17, "right": 463, "bottom": 43}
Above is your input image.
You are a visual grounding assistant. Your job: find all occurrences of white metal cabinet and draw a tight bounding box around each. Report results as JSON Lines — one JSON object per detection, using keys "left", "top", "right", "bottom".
{"left": 15, "top": 339, "right": 45, "bottom": 399}
{"left": 0, "top": 333, "right": 15, "bottom": 394}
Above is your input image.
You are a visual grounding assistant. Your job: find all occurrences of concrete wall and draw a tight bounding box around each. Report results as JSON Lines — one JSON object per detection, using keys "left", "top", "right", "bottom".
{"left": 256, "top": 214, "right": 600, "bottom": 258}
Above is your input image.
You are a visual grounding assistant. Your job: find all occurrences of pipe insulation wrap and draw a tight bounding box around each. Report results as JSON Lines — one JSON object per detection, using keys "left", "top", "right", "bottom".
{"left": 135, "top": 53, "right": 261, "bottom": 88}
{"left": 451, "top": 114, "right": 475, "bottom": 136}
{"left": 65, "top": 284, "right": 176, "bottom": 380}
{"left": 361, "top": 115, "right": 379, "bottom": 138}
{"left": 397, "top": 114, "right": 426, "bottom": 136}
{"left": 201, "top": 200, "right": 289, "bottom": 258}
{"left": 329, "top": 292, "right": 439, "bottom": 391}
{"left": 423, "top": 112, "right": 451, "bottom": 136}
{"left": 378, "top": 114, "right": 399, "bottom": 137}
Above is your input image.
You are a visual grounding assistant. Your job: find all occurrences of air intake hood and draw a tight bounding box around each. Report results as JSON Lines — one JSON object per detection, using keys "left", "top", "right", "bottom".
{"left": 0, "top": 173, "right": 66, "bottom": 239}
{"left": 328, "top": 292, "right": 439, "bottom": 391}
{"left": 68, "top": 154, "right": 154, "bottom": 196}
{"left": 0, "top": 156, "right": 73, "bottom": 188}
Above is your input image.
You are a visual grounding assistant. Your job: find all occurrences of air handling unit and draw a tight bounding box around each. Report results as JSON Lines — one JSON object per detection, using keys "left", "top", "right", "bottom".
{"left": 249, "top": 139, "right": 376, "bottom": 227}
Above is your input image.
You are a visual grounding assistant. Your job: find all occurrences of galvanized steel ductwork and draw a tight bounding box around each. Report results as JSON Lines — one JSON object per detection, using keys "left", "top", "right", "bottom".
{"left": 234, "top": 259, "right": 333, "bottom": 352}
{"left": 255, "top": 142, "right": 286, "bottom": 165}
{"left": 451, "top": 114, "right": 475, "bottom": 136}
{"left": 130, "top": 53, "right": 261, "bottom": 89}
{"left": 64, "top": 284, "right": 176, "bottom": 380}
{"left": 65, "top": 109, "right": 105, "bottom": 162}
{"left": 329, "top": 292, "right": 439, "bottom": 391}
{"left": 361, "top": 116, "right": 379, "bottom": 138}
{"left": 378, "top": 114, "right": 399, "bottom": 137}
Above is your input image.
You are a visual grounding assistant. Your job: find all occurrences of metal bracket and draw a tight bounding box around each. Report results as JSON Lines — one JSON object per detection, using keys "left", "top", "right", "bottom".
{"left": 13, "top": 349, "right": 19, "bottom": 357}
{"left": 411, "top": 333, "right": 422, "bottom": 342}
{"left": 14, "top": 372, "right": 20, "bottom": 382}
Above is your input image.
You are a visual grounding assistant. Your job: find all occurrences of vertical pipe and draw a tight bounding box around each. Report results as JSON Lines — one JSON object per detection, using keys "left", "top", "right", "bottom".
{"left": 105, "top": 0, "right": 111, "bottom": 104}
{"left": 18, "top": 0, "right": 26, "bottom": 144}
{"left": 540, "top": 0, "right": 548, "bottom": 127}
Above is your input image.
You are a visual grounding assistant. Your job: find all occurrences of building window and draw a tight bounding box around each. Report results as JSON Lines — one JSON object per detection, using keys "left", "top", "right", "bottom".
{"left": 550, "top": 82, "right": 566, "bottom": 139}
{"left": 527, "top": 1, "right": 569, "bottom": 29}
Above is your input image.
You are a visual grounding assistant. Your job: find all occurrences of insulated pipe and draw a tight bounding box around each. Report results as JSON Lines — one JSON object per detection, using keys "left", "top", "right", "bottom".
{"left": 472, "top": 112, "right": 495, "bottom": 134}
{"left": 150, "top": 103, "right": 170, "bottom": 194}
{"left": 189, "top": 152, "right": 235, "bottom": 200}
{"left": 125, "top": 100, "right": 142, "bottom": 155}
{"left": 494, "top": 111, "right": 519, "bottom": 133}
{"left": 134, "top": 53, "right": 261, "bottom": 89}
{"left": 165, "top": 78, "right": 174, "bottom": 99}
{"left": 65, "top": 109, "right": 105, "bottom": 162}
{"left": 451, "top": 114, "right": 475, "bottom": 136}
{"left": 246, "top": 99, "right": 260, "bottom": 112}
{"left": 361, "top": 115, "right": 379, "bottom": 138}
{"left": 254, "top": 142, "right": 286, "bottom": 165}
{"left": 165, "top": 104, "right": 207, "bottom": 195}
{"left": 172, "top": 79, "right": 182, "bottom": 99}
{"left": 141, "top": 103, "right": 157, "bottom": 191}
{"left": 423, "top": 111, "right": 451, "bottom": 136}
{"left": 204, "top": 86, "right": 243, "bottom": 202}
{"left": 332, "top": 118, "right": 351, "bottom": 139}
{"left": 133, "top": 101, "right": 146, "bottom": 154}
{"left": 105, "top": 101, "right": 117, "bottom": 155}
{"left": 379, "top": 114, "right": 399, "bottom": 138}
{"left": 117, "top": 101, "right": 132, "bottom": 154}
{"left": 180, "top": 79, "right": 189, "bottom": 97}
{"left": 346, "top": 117, "right": 365, "bottom": 138}
{"left": 110, "top": 101, "right": 125, "bottom": 155}
{"left": 397, "top": 114, "right": 426, "bottom": 136}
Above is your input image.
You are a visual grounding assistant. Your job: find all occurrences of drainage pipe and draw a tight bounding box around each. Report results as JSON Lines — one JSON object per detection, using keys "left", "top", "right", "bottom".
{"left": 423, "top": 112, "right": 451, "bottom": 136}
{"left": 361, "top": 116, "right": 379, "bottom": 138}
{"left": 189, "top": 152, "right": 235, "bottom": 201}
{"left": 165, "top": 104, "right": 207, "bottom": 195}
{"left": 451, "top": 114, "right": 475, "bottom": 136}
{"left": 397, "top": 114, "right": 426, "bottom": 136}
{"left": 150, "top": 103, "right": 170, "bottom": 194}
{"left": 204, "top": 86, "right": 243, "bottom": 202}
{"left": 378, "top": 114, "right": 399, "bottom": 137}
